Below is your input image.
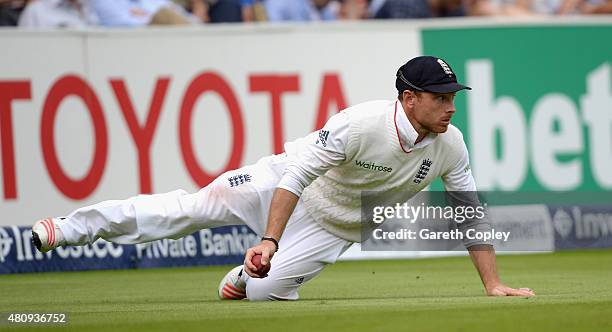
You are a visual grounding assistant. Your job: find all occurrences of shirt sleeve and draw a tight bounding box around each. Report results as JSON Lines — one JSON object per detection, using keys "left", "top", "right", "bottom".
{"left": 442, "top": 141, "right": 476, "bottom": 192}
{"left": 277, "top": 111, "right": 349, "bottom": 196}
{"left": 442, "top": 140, "right": 493, "bottom": 248}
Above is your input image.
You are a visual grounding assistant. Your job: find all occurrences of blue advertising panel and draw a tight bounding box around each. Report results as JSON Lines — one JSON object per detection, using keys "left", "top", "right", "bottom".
{"left": 0, "top": 226, "right": 258, "bottom": 274}
{"left": 550, "top": 205, "right": 612, "bottom": 250}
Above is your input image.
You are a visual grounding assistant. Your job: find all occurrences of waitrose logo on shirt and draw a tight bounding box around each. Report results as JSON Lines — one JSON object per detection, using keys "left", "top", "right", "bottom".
{"left": 355, "top": 160, "right": 393, "bottom": 173}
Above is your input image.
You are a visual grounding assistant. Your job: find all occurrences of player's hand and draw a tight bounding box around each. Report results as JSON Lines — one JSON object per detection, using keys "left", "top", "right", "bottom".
{"left": 243, "top": 241, "right": 276, "bottom": 278}
{"left": 486, "top": 284, "right": 535, "bottom": 297}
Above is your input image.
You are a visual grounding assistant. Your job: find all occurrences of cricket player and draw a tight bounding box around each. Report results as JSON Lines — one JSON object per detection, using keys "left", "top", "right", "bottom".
{"left": 32, "top": 56, "right": 535, "bottom": 301}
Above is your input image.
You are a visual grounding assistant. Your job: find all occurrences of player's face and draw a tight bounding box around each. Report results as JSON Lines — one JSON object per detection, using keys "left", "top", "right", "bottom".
{"left": 411, "top": 92, "right": 456, "bottom": 134}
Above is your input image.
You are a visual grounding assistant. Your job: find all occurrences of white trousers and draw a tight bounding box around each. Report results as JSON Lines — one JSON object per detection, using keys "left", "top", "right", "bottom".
{"left": 56, "top": 154, "right": 352, "bottom": 300}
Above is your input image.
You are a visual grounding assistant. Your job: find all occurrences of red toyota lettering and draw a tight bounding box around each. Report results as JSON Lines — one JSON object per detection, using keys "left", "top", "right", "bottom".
{"left": 41, "top": 75, "right": 108, "bottom": 200}
{"left": 314, "top": 73, "right": 347, "bottom": 130}
{"left": 110, "top": 77, "right": 170, "bottom": 194}
{"left": 0, "top": 81, "right": 31, "bottom": 199}
{"left": 249, "top": 74, "right": 300, "bottom": 154}
{"left": 179, "top": 72, "right": 244, "bottom": 187}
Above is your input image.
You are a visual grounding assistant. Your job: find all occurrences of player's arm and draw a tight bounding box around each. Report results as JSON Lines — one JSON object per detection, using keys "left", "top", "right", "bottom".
{"left": 442, "top": 140, "right": 535, "bottom": 296}
{"left": 243, "top": 188, "right": 299, "bottom": 277}
{"left": 468, "top": 245, "right": 534, "bottom": 296}
{"left": 244, "top": 112, "right": 350, "bottom": 277}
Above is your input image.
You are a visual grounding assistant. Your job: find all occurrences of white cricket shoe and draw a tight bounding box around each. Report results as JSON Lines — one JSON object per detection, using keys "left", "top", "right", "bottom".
{"left": 31, "top": 218, "right": 65, "bottom": 253}
{"left": 218, "top": 265, "right": 247, "bottom": 300}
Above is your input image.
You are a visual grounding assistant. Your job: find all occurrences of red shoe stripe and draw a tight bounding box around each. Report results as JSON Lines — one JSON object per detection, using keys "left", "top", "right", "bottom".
{"left": 225, "top": 283, "right": 245, "bottom": 294}
{"left": 223, "top": 290, "right": 239, "bottom": 299}
{"left": 224, "top": 286, "right": 246, "bottom": 296}
{"left": 46, "top": 218, "right": 55, "bottom": 246}
{"left": 222, "top": 289, "right": 243, "bottom": 299}
{"left": 40, "top": 219, "right": 52, "bottom": 246}
{"left": 44, "top": 218, "right": 55, "bottom": 246}
{"left": 223, "top": 285, "right": 245, "bottom": 297}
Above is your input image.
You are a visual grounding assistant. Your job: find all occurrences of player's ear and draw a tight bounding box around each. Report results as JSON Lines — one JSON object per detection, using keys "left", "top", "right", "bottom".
{"left": 403, "top": 90, "right": 415, "bottom": 106}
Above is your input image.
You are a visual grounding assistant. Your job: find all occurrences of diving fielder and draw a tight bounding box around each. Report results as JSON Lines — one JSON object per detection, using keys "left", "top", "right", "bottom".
{"left": 32, "top": 56, "right": 535, "bottom": 301}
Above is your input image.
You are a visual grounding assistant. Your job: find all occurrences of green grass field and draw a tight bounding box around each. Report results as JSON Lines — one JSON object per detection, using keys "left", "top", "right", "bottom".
{"left": 1, "top": 249, "right": 611, "bottom": 332}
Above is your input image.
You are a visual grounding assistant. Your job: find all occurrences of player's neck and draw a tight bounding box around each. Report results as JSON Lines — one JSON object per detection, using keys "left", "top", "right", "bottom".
{"left": 415, "top": 132, "right": 427, "bottom": 144}
{"left": 402, "top": 104, "right": 429, "bottom": 144}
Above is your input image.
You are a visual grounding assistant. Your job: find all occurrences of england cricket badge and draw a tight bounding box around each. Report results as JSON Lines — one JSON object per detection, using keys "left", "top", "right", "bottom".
{"left": 413, "top": 159, "right": 433, "bottom": 184}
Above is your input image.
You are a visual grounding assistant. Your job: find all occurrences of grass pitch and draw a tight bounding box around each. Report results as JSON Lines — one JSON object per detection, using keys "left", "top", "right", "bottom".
{"left": 1, "top": 249, "right": 611, "bottom": 332}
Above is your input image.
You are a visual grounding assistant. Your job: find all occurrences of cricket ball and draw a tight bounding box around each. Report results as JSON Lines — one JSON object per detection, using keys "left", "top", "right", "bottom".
{"left": 252, "top": 254, "right": 271, "bottom": 276}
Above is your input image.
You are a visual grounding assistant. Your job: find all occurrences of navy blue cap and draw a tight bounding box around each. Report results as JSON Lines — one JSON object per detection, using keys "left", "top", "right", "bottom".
{"left": 396, "top": 56, "right": 471, "bottom": 93}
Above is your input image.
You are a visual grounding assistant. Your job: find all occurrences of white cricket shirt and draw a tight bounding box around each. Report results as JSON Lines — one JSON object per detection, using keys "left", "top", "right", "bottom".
{"left": 279, "top": 100, "right": 477, "bottom": 242}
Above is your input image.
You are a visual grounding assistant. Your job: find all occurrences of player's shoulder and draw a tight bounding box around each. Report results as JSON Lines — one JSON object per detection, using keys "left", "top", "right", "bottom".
{"left": 440, "top": 124, "right": 464, "bottom": 139}
{"left": 437, "top": 124, "right": 466, "bottom": 150}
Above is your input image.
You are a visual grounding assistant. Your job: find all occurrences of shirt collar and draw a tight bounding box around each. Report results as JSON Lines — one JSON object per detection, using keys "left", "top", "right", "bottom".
{"left": 394, "top": 101, "right": 437, "bottom": 151}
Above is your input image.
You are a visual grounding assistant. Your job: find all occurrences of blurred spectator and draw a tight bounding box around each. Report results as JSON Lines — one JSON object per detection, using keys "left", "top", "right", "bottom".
{"left": 91, "top": 0, "right": 192, "bottom": 27}
{"left": 465, "top": 0, "right": 532, "bottom": 16}
{"left": 338, "top": 0, "right": 370, "bottom": 19}
{"left": 430, "top": 0, "right": 464, "bottom": 16}
{"left": 560, "top": 0, "right": 612, "bottom": 13}
{"left": 374, "top": 0, "right": 432, "bottom": 18}
{"left": 18, "top": 0, "right": 99, "bottom": 28}
{"left": 150, "top": 5, "right": 193, "bottom": 24}
{"left": 173, "top": 0, "right": 208, "bottom": 21}
{"left": 374, "top": 0, "right": 465, "bottom": 19}
{"left": 199, "top": 0, "right": 242, "bottom": 22}
{"left": 530, "top": 0, "right": 571, "bottom": 14}
{"left": 583, "top": 0, "right": 612, "bottom": 13}
{"left": 173, "top": 0, "right": 244, "bottom": 23}
{"left": 264, "top": 0, "right": 339, "bottom": 22}
{"left": 466, "top": 0, "right": 612, "bottom": 15}
{"left": 209, "top": 0, "right": 242, "bottom": 22}
{"left": 558, "top": 0, "right": 581, "bottom": 13}
{"left": 498, "top": 0, "right": 612, "bottom": 15}
{"left": 368, "top": 0, "right": 385, "bottom": 16}
{"left": 529, "top": 0, "right": 604, "bottom": 14}
{"left": 241, "top": 0, "right": 267, "bottom": 22}
{"left": 0, "top": 0, "right": 27, "bottom": 26}
{"left": 466, "top": 0, "right": 548, "bottom": 16}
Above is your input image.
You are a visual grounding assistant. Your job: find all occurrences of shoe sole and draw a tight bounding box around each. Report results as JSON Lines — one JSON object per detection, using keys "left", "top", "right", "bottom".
{"left": 31, "top": 231, "right": 43, "bottom": 252}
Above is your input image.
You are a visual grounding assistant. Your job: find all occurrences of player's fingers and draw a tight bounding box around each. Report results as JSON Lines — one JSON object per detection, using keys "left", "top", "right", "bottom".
{"left": 505, "top": 287, "right": 534, "bottom": 297}
{"left": 243, "top": 262, "right": 266, "bottom": 278}
{"left": 515, "top": 288, "right": 534, "bottom": 296}
{"left": 243, "top": 266, "right": 257, "bottom": 278}
{"left": 261, "top": 249, "right": 270, "bottom": 266}
{"left": 244, "top": 248, "right": 258, "bottom": 272}
{"left": 519, "top": 287, "right": 536, "bottom": 296}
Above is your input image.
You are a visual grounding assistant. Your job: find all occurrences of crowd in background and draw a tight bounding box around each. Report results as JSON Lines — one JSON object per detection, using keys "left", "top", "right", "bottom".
{"left": 0, "top": 0, "right": 611, "bottom": 28}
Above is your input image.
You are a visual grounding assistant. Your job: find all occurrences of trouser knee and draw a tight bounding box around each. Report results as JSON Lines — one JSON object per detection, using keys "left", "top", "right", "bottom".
{"left": 245, "top": 278, "right": 298, "bottom": 301}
